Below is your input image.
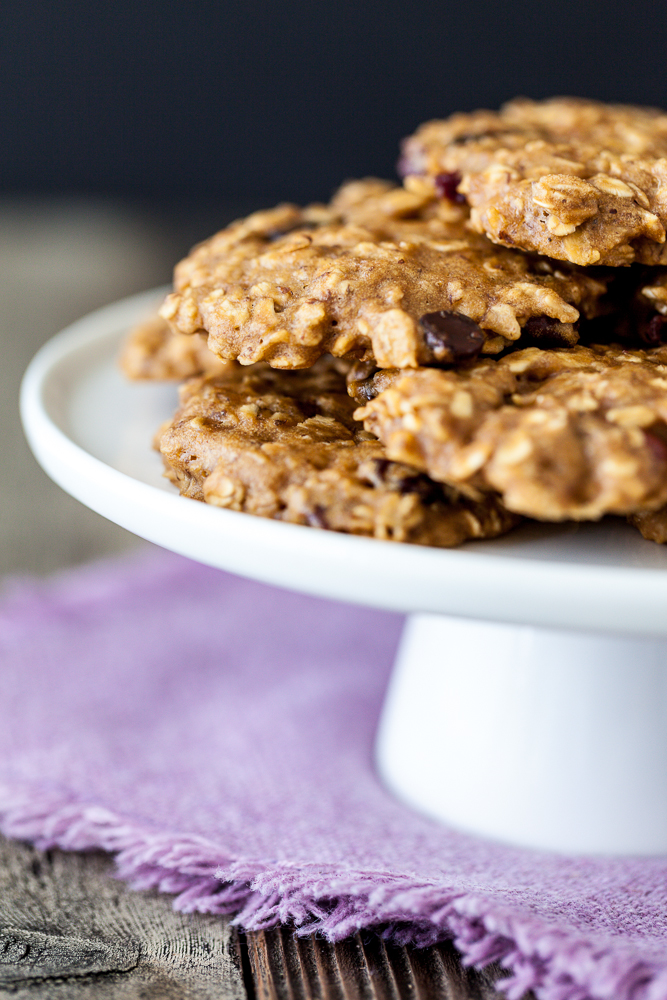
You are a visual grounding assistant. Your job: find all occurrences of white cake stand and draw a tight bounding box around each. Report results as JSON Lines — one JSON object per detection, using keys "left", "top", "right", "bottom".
{"left": 20, "top": 289, "right": 667, "bottom": 857}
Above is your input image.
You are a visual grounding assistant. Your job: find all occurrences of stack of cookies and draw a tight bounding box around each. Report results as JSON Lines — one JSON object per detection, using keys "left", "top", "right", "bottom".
{"left": 122, "top": 97, "right": 667, "bottom": 548}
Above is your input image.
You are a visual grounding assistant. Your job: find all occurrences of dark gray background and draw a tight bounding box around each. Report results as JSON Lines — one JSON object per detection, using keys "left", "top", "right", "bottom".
{"left": 2, "top": 0, "right": 667, "bottom": 204}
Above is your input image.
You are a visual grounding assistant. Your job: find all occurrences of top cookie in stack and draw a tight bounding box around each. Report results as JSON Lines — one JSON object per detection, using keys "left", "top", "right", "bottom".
{"left": 399, "top": 96, "right": 667, "bottom": 266}
{"left": 123, "top": 97, "right": 667, "bottom": 546}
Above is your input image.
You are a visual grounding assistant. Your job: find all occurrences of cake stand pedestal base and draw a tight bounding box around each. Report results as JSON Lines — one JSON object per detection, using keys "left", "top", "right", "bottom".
{"left": 376, "top": 613, "right": 667, "bottom": 855}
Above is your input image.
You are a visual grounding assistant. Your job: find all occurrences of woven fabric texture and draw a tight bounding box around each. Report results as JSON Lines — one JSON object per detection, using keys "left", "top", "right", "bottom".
{"left": 1, "top": 551, "right": 667, "bottom": 1000}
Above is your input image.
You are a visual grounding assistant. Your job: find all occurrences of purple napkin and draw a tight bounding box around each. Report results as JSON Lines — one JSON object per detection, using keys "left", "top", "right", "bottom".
{"left": 1, "top": 551, "right": 667, "bottom": 1000}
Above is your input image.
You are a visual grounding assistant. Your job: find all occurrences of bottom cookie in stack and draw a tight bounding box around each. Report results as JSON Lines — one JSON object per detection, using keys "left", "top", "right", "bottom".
{"left": 155, "top": 357, "right": 520, "bottom": 547}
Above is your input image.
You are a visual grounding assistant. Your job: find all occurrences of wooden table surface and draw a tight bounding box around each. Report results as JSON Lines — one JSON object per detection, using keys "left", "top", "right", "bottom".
{"left": 0, "top": 198, "right": 515, "bottom": 999}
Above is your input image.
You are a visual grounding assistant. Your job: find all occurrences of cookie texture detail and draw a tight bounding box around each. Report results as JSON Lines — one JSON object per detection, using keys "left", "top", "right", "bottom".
{"left": 628, "top": 507, "right": 667, "bottom": 543}
{"left": 156, "top": 358, "right": 519, "bottom": 546}
{"left": 159, "top": 179, "right": 609, "bottom": 368}
{"left": 355, "top": 344, "right": 667, "bottom": 521}
{"left": 400, "top": 97, "right": 667, "bottom": 266}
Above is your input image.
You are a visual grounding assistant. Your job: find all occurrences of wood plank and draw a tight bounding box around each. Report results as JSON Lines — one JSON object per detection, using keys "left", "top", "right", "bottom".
{"left": 408, "top": 941, "right": 510, "bottom": 1000}
{"left": 0, "top": 835, "right": 246, "bottom": 999}
{"left": 245, "top": 929, "right": 523, "bottom": 1000}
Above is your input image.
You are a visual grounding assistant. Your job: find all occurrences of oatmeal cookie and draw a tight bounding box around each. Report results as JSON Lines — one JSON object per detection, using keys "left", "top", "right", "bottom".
{"left": 628, "top": 507, "right": 667, "bottom": 543}
{"left": 157, "top": 358, "right": 518, "bottom": 546}
{"left": 400, "top": 97, "right": 667, "bottom": 266}
{"left": 120, "top": 314, "right": 230, "bottom": 380}
{"left": 354, "top": 344, "right": 667, "bottom": 521}
{"left": 159, "top": 178, "right": 609, "bottom": 369}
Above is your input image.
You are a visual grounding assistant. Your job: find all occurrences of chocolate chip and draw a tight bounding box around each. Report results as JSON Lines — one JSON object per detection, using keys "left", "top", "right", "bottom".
{"left": 434, "top": 171, "right": 466, "bottom": 204}
{"left": 420, "top": 311, "right": 485, "bottom": 364}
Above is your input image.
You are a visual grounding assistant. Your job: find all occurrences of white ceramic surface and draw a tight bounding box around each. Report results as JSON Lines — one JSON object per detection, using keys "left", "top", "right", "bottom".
{"left": 20, "top": 288, "right": 667, "bottom": 854}
{"left": 377, "top": 613, "right": 667, "bottom": 854}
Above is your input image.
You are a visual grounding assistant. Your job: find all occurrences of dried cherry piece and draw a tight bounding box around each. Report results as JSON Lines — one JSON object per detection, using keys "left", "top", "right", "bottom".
{"left": 644, "top": 430, "right": 667, "bottom": 464}
{"left": 434, "top": 171, "right": 466, "bottom": 204}
{"left": 641, "top": 314, "right": 667, "bottom": 347}
{"left": 420, "top": 311, "right": 485, "bottom": 365}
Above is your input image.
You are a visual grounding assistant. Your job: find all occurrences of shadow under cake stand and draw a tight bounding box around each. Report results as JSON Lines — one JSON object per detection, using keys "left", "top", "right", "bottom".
{"left": 21, "top": 288, "right": 667, "bottom": 857}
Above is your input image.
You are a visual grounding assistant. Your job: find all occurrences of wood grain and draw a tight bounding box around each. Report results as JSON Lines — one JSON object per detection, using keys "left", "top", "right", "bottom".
{"left": 0, "top": 835, "right": 245, "bottom": 999}
{"left": 245, "top": 925, "right": 514, "bottom": 1000}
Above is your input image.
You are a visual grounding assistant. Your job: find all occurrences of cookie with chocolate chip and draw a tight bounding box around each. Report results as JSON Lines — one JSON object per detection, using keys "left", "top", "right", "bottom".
{"left": 159, "top": 178, "right": 609, "bottom": 369}
{"left": 157, "top": 357, "right": 519, "bottom": 546}
{"left": 354, "top": 343, "right": 667, "bottom": 522}
{"left": 400, "top": 97, "right": 667, "bottom": 266}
